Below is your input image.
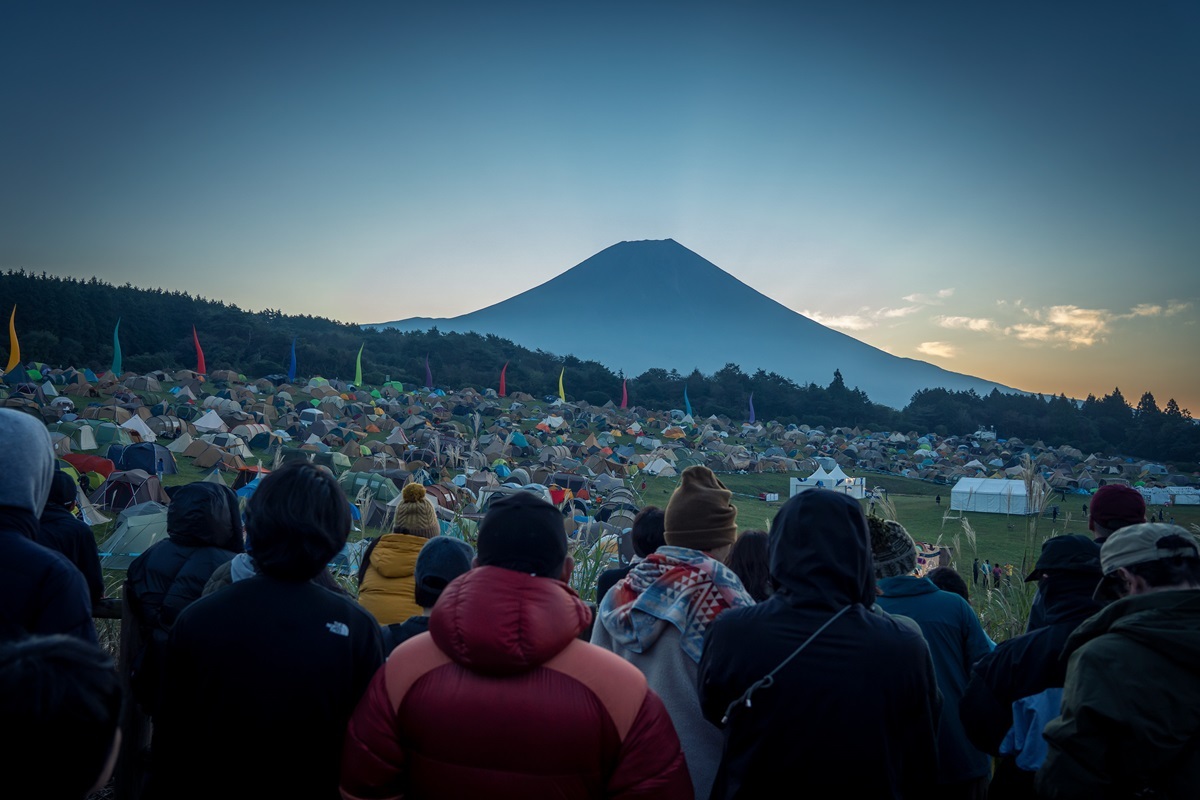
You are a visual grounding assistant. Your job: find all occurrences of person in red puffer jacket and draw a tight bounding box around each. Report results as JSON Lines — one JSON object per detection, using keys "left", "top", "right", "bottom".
{"left": 340, "top": 491, "right": 693, "bottom": 800}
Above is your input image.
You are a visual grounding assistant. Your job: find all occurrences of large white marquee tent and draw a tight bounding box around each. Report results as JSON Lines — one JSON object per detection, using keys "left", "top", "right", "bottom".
{"left": 950, "top": 477, "right": 1032, "bottom": 515}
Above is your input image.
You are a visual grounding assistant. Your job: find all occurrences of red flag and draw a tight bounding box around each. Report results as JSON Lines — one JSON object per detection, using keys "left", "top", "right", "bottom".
{"left": 193, "top": 325, "right": 206, "bottom": 374}
{"left": 499, "top": 361, "right": 508, "bottom": 397}
{"left": 620, "top": 379, "right": 628, "bottom": 409}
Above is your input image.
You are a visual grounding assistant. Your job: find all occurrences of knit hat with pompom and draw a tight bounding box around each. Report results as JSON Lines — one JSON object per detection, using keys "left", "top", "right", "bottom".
{"left": 393, "top": 483, "right": 440, "bottom": 538}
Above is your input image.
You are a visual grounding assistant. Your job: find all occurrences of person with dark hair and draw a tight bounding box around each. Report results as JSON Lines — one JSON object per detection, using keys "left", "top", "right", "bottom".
{"left": 727, "top": 530, "right": 771, "bottom": 603}
{"left": 380, "top": 535, "right": 474, "bottom": 652}
{"left": 1037, "top": 524, "right": 1200, "bottom": 798}
{"left": 872, "top": 518, "right": 992, "bottom": 799}
{"left": 0, "top": 634, "right": 123, "bottom": 799}
{"left": 149, "top": 462, "right": 384, "bottom": 800}
{"left": 357, "top": 482, "right": 443, "bottom": 626}
{"left": 341, "top": 491, "right": 691, "bottom": 799}
{"left": 960, "top": 535, "right": 1103, "bottom": 798}
{"left": 926, "top": 566, "right": 971, "bottom": 603}
{"left": 0, "top": 409, "right": 96, "bottom": 644}
{"left": 38, "top": 470, "right": 105, "bottom": 604}
{"left": 595, "top": 505, "right": 666, "bottom": 601}
{"left": 698, "top": 490, "right": 940, "bottom": 798}
{"left": 592, "top": 466, "right": 754, "bottom": 798}
{"left": 125, "top": 480, "right": 243, "bottom": 714}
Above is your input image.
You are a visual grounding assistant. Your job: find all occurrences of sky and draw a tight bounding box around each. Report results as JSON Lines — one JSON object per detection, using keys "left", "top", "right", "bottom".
{"left": 2, "top": 1, "right": 1197, "bottom": 412}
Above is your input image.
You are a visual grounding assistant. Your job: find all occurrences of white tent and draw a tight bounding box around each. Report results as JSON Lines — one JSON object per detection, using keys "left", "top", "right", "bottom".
{"left": 790, "top": 466, "right": 867, "bottom": 499}
{"left": 193, "top": 409, "right": 228, "bottom": 433}
{"left": 121, "top": 415, "right": 157, "bottom": 442}
{"left": 950, "top": 477, "right": 1031, "bottom": 515}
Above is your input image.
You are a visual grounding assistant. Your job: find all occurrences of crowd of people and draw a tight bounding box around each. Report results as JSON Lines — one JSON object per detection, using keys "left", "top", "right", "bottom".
{"left": 2, "top": 404, "right": 1199, "bottom": 799}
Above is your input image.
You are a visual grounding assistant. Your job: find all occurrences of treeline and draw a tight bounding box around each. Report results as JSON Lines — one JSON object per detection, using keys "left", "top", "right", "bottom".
{"left": 4, "top": 270, "right": 1197, "bottom": 468}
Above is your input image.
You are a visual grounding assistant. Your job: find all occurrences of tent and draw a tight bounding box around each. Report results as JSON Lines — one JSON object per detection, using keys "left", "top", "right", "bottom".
{"left": 98, "top": 502, "right": 169, "bottom": 570}
{"left": 789, "top": 466, "right": 867, "bottom": 499}
{"left": 89, "top": 469, "right": 171, "bottom": 511}
{"left": 950, "top": 477, "right": 1032, "bottom": 515}
{"left": 193, "top": 409, "right": 229, "bottom": 433}
{"left": 107, "top": 442, "right": 179, "bottom": 476}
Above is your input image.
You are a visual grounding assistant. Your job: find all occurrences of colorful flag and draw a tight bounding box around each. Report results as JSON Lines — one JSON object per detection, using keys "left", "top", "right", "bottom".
{"left": 354, "top": 344, "right": 364, "bottom": 386}
{"left": 5, "top": 306, "right": 19, "bottom": 373}
{"left": 620, "top": 379, "right": 628, "bottom": 409}
{"left": 192, "top": 326, "right": 206, "bottom": 374}
{"left": 558, "top": 367, "right": 565, "bottom": 402}
{"left": 748, "top": 392, "right": 756, "bottom": 424}
{"left": 424, "top": 355, "right": 433, "bottom": 389}
{"left": 111, "top": 319, "right": 122, "bottom": 377}
{"left": 683, "top": 385, "right": 692, "bottom": 418}
{"left": 499, "top": 361, "right": 508, "bottom": 397}
{"left": 287, "top": 338, "right": 297, "bottom": 383}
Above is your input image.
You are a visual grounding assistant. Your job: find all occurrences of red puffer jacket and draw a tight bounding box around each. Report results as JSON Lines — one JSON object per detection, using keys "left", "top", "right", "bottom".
{"left": 340, "top": 565, "right": 693, "bottom": 800}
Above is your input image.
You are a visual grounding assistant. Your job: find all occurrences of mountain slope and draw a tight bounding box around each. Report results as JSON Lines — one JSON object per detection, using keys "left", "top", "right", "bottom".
{"left": 369, "top": 239, "right": 1021, "bottom": 409}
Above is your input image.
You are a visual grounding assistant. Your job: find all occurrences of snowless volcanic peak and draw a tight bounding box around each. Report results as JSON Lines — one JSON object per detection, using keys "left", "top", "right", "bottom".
{"left": 369, "top": 239, "right": 1021, "bottom": 410}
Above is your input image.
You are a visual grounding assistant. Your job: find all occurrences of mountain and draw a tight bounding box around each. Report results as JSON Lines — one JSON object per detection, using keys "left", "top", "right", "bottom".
{"left": 368, "top": 239, "right": 1022, "bottom": 409}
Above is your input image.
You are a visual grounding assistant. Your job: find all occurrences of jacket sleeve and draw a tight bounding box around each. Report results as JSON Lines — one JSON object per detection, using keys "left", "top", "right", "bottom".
{"left": 960, "top": 651, "right": 1015, "bottom": 755}
{"left": 900, "top": 635, "right": 942, "bottom": 799}
{"left": 1035, "top": 644, "right": 1123, "bottom": 799}
{"left": 605, "top": 687, "right": 694, "bottom": 800}
{"left": 696, "top": 615, "right": 741, "bottom": 728}
{"left": 340, "top": 664, "right": 406, "bottom": 800}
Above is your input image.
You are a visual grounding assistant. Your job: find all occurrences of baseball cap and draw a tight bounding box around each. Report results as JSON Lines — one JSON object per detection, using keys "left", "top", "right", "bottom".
{"left": 1093, "top": 523, "right": 1200, "bottom": 601}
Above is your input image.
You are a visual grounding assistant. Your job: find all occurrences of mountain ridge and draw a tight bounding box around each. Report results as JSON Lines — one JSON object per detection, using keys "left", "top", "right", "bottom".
{"left": 369, "top": 239, "right": 1022, "bottom": 409}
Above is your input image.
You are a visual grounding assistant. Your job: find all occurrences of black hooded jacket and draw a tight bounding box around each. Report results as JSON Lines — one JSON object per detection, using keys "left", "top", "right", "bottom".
{"left": 126, "top": 482, "right": 243, "bottom": 712}
{"left": 698, "top": 490, "right": 940, "bottom": 799}
{"left": 959, "top": 571, "right": 1102, "bottom": 797}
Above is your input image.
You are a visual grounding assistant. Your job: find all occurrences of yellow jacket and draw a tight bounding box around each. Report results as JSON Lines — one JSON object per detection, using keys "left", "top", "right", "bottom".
{"left": 358, "top": 533, "right": 428, "bottom": 625}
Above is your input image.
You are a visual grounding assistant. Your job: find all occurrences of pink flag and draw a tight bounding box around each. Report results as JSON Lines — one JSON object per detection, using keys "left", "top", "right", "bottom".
{"left": 499, "top": 361, "right": 508, "bottom": 397}
{"left": 620, "top": 379, "right": 628, "bottom": 409}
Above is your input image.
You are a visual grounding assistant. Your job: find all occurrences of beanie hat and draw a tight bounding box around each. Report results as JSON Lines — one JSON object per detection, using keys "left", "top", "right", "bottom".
{"left": 393, "top": 483, "right": 440, "bottom": 538}
{"left": 46, "top": 470, "right": 79, "bottom": 507}
{"left": 1089, "top": 485, "right": 1146, "bottom": 534}
{"left": 413, "top": 536, "right": 475, "bottom": 608}
{"left": 476, "top": 491, "right": 568, "bottom": 578}
{"left": 868, "top": 517, "right": 918, "bottom": 579}
{"left": 663, "top": 465, "right": 738, "bottom": 551}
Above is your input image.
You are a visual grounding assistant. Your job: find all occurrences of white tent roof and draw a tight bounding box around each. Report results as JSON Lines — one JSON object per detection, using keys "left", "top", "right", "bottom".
{"left": 193, "top": 409, "right": 228, "bottom": 433}
{"left": 121, "top": 415, "right": 157, "bottom": 442}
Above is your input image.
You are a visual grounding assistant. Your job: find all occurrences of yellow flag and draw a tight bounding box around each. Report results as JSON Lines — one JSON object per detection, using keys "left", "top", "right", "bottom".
{"left": 5, "top": 306, "right": 19, "bottom": 373}
{"left": 558, "top": 367, "right": 565, "bottom": 402}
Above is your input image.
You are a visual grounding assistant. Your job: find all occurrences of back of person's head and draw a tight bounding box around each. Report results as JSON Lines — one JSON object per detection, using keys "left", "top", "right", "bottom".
{"left": 868, "top": 517, "right": 918, "bottom": 580}
{"left": 768, "top": 489, "right": 873, "bottom": 610}
{"left": 392, "top": 482, "right": 441, "bottom": 539}
{"left": 926, "top": 566, "right": 970, "bottom": 602}
{"left": 1095, "top": 523, "right": 1200, "bottom": 600}
{"left": 727, "top": 530, "right": 771, "bottom": 602}
{"left": 1089, "top": 484, "right": 1146, "bottom": 537}
{"left": 45, "top": 469, "right": 79, "bottom": 511}
{"left": 245, "top": 461, "right": 349, "bottom": 581}
{"left": 0, "top": 634, "right": 122, "bottom": 799}
{"left": 630, "top": 505, "right": 666, "bottom": 558}
{"left": 0, "top": 407, "right": 55, "bottom": 515}
{"left": 414, "top": 536, "right": 475, "bottom": 608}
{"left": 476, "top": 491, "right": 568, "bottom": 579}
{"left": 663, "top": 466, "right": 738, "bottom": 554}
{"left": 167, "top": 481, "right": 244, "bottom": 551}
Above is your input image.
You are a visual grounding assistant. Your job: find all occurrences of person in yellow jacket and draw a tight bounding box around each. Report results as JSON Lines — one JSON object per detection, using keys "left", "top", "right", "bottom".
{"left": 357, "top": 483, "right": 441, "bottom": 625}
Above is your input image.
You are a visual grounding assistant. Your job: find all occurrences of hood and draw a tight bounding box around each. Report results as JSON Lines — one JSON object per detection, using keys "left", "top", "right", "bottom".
{"left": 370, "top": 533, "right": 427, "bottom": 579}
{"left": 769, "top": 489, "right": 873, "bottom": 611}
{"left": 1065, "top": 589, "right": 1200, "bottom": 671}
{"left": 0, "top": 409, "right": 55, "bottom": 515}
{"left": 167, "top": 482, "right": 244, "bottom": 551}
{"left": 1036, "top": 572, "right": 1104, "bottom": 628}
{"left": 430, "top": 566, "right": 591, "bottom": 677}
{"left": 877, "top": 575, "right": 939, "bottom": 598}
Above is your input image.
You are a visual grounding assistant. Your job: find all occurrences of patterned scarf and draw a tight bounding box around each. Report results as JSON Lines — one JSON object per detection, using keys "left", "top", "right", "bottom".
{"left": 600, "top": 545, "right": 753, "bottom": 662}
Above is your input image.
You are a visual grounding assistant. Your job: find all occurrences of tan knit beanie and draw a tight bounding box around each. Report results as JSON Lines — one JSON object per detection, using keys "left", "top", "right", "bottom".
{"left": 393, "top": 483, "right": 440, "bottom": 538}
{"left": 664, "top": 465, "right": 738, "bottom": 551}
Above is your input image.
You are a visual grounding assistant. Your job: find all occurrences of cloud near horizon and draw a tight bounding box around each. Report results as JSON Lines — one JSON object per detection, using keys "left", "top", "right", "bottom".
{"left": 930, "top": 300, "right": 1194, "bottom": 349}
{"left": 803, "top": 289, "right": 951, "bottom": 331}
{"left": 917, "top": 341, "right": 958, "bottom": 359}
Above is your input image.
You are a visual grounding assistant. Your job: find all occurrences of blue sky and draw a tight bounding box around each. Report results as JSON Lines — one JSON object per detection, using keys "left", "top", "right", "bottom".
{"left": 2, "top": 1, "right": 1197, "bottom": 411}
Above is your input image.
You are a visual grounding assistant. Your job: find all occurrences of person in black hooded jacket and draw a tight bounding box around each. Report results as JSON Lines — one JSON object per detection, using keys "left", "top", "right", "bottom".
{"left": 959, "top": 535, "right": 1103, "bottom": 798}
{"left": 39, "top": 470, "right": 105, "bottom": 605}
{"left": 698, "top": 489, "right": 940, "bottom": 799}
{"left": 125, "top": 481, "right": 243, "bottom": 714}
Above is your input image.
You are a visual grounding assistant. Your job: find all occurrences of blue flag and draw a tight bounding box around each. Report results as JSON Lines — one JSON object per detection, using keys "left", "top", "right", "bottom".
{"left": 749, "top": 392, "right": 756, "bottom": 424}
{"left": 287, "top": 338, "right": 297, "bottom": 383}
{"left": 683, "top": 385, "right": 692, "bottom": 418}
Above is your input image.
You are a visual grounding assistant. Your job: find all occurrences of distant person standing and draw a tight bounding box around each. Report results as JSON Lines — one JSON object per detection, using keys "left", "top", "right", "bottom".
{"left": 973, "top": 558, "right": 981, "bottom": 587}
